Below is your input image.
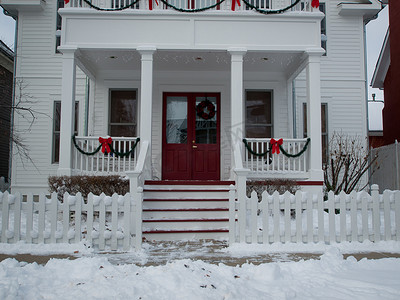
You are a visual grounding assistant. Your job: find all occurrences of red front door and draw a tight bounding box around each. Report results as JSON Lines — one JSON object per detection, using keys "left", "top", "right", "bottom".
{"left": 162, "top": 92, "right": 220, "bottom": 180}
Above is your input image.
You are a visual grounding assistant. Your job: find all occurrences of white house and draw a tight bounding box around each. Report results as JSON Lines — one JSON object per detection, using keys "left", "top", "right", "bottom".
{"left": 0, "top": 0, "right": 382, "bottom": 239}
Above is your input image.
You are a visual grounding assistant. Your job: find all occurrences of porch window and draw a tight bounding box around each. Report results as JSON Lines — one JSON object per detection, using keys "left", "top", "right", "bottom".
{"left": 303, "top": 103, "right": 328, "bottom": 163}
{"left": 320, "top": 2, "right": 327, "bottom": 54}
{"left": 245, "top": 91, "right": 273, "bottom": 138}
{"left": 52, "top": 101, "right": 79, "bottom": 163}
{"left": 109, "top": 90, "right": 137, "bottom": 137}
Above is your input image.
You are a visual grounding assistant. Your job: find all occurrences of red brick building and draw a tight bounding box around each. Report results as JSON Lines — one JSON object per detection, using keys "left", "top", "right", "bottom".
{"left": 372, "top": 0, "right": 400, "bottom": 145}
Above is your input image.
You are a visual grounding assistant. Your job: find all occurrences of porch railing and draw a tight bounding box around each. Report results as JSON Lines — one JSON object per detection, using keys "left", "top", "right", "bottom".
{"left": 243, "top": 138, "right": 309, "bottom": 177}
{"left": 66, "top": 0, "right": 314, "bottom": 12}
{"left": 72, "top": 136, "right": 140, "bottom": 175}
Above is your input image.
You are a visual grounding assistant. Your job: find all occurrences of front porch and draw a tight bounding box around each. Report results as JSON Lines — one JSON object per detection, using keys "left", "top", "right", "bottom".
{"left": 57, "top": 0, "right": 325, "bottom": 189}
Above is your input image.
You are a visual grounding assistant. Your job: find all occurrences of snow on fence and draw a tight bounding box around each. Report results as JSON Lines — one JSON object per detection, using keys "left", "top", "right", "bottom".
{"left": 0, "top": 191, "right": 143, "bottom": 251}
{"left": 229, "top": 185, "right": 400, "bottom": 245}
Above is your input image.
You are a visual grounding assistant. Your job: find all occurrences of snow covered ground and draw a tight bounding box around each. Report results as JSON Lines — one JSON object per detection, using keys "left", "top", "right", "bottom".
{"left": 1, "top": 241, "right": 400, "bottom": 299}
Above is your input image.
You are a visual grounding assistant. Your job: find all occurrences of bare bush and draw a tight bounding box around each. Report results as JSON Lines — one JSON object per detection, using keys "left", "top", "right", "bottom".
{"left": 246, "top": 179, "right": 300, "bottom": 198}
{"left": 323, "top": 132, "right": 378, "bottom": 195}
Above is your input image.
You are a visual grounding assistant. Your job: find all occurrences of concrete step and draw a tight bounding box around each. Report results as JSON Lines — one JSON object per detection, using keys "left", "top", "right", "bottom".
{"left": 143, "top": 218, "right": 229, "bottom": 231}
{"left": 143, "top": 199, "right": 229, "bottom": 209}
{"left": 142, "top": 229, "right": 229, "bottom": 241}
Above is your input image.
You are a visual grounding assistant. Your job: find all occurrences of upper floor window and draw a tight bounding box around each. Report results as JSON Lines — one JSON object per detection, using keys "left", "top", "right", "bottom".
{"left": 245, "top": 91, "right": 273, "bottom": 138}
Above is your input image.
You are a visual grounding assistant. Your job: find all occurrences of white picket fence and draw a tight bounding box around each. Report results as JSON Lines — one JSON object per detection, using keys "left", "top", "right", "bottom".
{"left": 0, "top": 191, "right": 143, "bottom": 251}
{"left": 229, "top": 185, "right": 400, "bottom": 244}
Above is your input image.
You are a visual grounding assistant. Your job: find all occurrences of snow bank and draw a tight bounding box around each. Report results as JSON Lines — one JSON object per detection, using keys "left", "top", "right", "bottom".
{"left": 0, "top": 248, "right": 399, "bottom": 299}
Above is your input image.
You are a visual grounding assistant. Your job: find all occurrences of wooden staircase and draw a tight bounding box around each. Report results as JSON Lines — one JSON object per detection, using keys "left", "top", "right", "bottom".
{"left": 142, "top": 180, "right": 235, "bottom": 241}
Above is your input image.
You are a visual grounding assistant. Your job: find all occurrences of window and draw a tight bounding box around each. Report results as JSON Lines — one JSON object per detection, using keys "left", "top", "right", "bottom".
{"left": 52, "top": 101, "right": 79, "bottom": 163}
{"left": 303, "top": 103, "right": 328, "bottom": 163}
{"left": 245, "top": 91, "right": 273, "bottom": 138}
{"left": 109, "top": 90, "right": 137, "bottom": 137}
{"left": 320, "top": 3, "right": 327, "bottom": 54}
{"left": 55, "top": 0, "right": 64, "bottom": 53}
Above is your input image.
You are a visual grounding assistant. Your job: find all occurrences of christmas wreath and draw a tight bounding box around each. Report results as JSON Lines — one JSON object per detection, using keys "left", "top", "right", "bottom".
{"left": 196, "top": 100, "right": 216, "bottom": 120}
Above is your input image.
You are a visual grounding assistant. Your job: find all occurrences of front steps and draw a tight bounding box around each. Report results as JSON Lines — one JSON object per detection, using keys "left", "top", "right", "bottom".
{"left": 142, "top": 180, "right": 235, "bottom": 241}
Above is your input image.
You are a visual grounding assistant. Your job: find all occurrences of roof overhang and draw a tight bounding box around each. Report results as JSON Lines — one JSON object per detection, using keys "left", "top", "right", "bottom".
{"left": 338, "top": 0, "right": 383, "bottom": 21}
{"left": 371, "top": 29, "right": 390, "bottom": 89}
{"left": 0, "top": 0, "right": 45, "bottom": 16}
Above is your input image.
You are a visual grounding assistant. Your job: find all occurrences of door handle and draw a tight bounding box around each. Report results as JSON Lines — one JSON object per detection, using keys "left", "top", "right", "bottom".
{"left": 192, "top": 145, "right": 198, "bottom": 149}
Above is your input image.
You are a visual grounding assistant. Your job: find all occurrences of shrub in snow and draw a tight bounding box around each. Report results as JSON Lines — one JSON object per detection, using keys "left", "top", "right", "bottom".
{"left": 48, "top": 175, "right": 129, "bottom": 202}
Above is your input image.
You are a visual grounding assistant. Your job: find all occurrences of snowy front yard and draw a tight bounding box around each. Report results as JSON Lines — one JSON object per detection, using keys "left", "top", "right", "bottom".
{"left": 1, "top": 242, "right": 400, "bottom": 299}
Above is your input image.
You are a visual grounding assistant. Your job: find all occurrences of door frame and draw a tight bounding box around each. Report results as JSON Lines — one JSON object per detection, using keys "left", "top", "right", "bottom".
{"left": 161, "top": 92, "right": 221, "bottom": 180}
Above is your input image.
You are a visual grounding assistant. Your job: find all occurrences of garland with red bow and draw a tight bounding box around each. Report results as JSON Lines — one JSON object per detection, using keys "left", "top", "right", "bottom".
{"left": 72, "top": 135, "right": 140, "bottom": 157}
{"left": 196, "top": 100, "right": 216, "bottom": 120}
{"left": 243, "top": 137, "right": 310, "bottom": 158}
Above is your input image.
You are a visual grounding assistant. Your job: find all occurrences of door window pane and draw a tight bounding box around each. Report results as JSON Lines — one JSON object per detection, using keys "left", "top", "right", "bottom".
{"left": 195, "top": 97, "right": 217, "bottom": 144}
{"left": 245, "top": 91, "right": 273, "bottom": 138}
{"left": 166, "top": 97, "right": 188, "bottom": 144}
{"left": 109, "top": 90, "right": 137, "bottom": 137}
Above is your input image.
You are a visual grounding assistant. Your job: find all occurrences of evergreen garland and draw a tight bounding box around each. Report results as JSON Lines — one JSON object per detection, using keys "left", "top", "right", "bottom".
{"left": 77, "top": 0, "right": 301, "bottom": 14}
{"left": 72, "top": 135, "right": 140, "bottom": 158}
{"left": 243, "top": 137, "right": 310, "bottom": 158}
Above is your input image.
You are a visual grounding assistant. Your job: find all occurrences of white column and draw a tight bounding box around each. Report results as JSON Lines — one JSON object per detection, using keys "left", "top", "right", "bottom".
{"left": 229, "top": 48, "right": 247, "bottom": 161}
{"left": 306, "top": 50, "right": 324, "bottom": 181}
{"left": 58, "top": 48, "right": 77, "bottom": 176}
{"left": 137, "top": 46, "right": 156, "bottom": 144}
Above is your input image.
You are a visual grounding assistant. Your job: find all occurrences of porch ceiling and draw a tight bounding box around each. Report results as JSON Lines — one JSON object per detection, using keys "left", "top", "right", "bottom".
{"left": 76, "top": 49, "right": 304, "bottom": 78}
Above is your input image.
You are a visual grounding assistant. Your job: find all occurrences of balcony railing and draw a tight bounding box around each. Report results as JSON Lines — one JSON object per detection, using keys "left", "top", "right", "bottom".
{"left": 66, "top": 0, "right": 314, "bottom": 12}
{"left": 72, "top": 136, "right": 140, "bottom": 175}
{"left": 243, "top": 138, "right": 310, "bottom": 178}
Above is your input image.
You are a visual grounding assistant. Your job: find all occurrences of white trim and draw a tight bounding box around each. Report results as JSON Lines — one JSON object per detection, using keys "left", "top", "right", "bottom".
{"left": 371, "top": 29, "right": 390, "bottom": 89}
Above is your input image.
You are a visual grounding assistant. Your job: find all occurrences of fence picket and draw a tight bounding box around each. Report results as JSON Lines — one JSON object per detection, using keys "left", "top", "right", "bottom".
{"left": 361, "top": 191, "right": 369, "bottom": 241}
{"left": 26, "top": 193, "right": 34, "bottom": 244}
{"left": 273, "top": 192, "right": 280, "bottom": 243}
{"left": 284, "top": 192, "right": 291, "bottom": 243}
{"left": 250, "top": 191, "right": 258, "bottom": 244}
{"left": 111, "top": 194, "right": 119, "bottom": 250}
{"left": 307, "top": 193, "right": 313, "bottom": 243}
{"left": 383, "top": 190, "right": 391, "bottom": 241}
{"left": 295, "top": 191, "right": 302, "bottom": 243}
{"left": 396, "top": 191, "right": 400, "bottom": 241}
{"left": 1, "top": 192, "right": 9, "bottom": 243}
{"left": 328, "top": 191, "right": 336, "bottom": 243}
{"left": 350, "top": 191, "right": 358, "bottom": 242}
{"left": 75, "top": 193, "right": 83, "bottom": 244}
{"left": 317, "top": 191, "right": 324, "bottom": 243}
{"left": 99, "top": 194, "right": 106, "bottom": 251}
{"left": 339, "top": 192, "right": 347, "bottom": 242}
{"left": 372, "top": 185, "right": 381, "bottom": 242}
{"left": 13, "top": 193, "right": 21, "bottom": 243}
{"left": 50, "top": 192, "right": 58, "bottom": 243}
{"left": 38, "top": 193, "right": 46, "bottom": 244}
{"left": 261, "top": 192, "right": 269, "bottom": 244}
{"left": 62, "top": 193, "right": 70, "bottom": 243}
{"left": 123, "top": 194, "right": 131, "bottom": 251}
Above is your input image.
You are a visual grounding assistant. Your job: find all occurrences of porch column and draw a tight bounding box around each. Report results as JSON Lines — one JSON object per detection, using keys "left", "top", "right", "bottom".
{"left": 305, "top": 50, "right": 324, "bottom": 181}
{"left": 228, "top": 48, "right": 247, "bottom": 163}
{"left": 57, "top": 48, "right": 77, "bottom": 176}
{"left": 138, "top": 46, "right": 156, "bottom": 144}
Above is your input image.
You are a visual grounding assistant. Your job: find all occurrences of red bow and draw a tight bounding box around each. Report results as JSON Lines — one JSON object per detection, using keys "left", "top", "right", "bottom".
{"left": 270, "top": 138, "right": 283, "bottom": 154}
{"left": 64, "top": 0, "right": 70, "bottom": 4}
{"left": 99, "top": 137, "right": 112, "bottom": 154}
{"left": 149, "top": 0, "right": 159, "bottom": 10}
{"left": 311, "top": 0, "right": 319, "bottom": 8}
{"left": 231, "top": 0, "right": 241, "bottom": 11}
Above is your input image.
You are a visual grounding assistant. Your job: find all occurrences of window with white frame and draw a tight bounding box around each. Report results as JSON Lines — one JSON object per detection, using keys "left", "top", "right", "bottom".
{"left": 52, "top": 101, "right": 79, "bottom": 163}
{"left": 245, "top": 90, "right": 273, "bottom": 138}
{"left": 109, "top": 90, "right": 137, "bottom": 137}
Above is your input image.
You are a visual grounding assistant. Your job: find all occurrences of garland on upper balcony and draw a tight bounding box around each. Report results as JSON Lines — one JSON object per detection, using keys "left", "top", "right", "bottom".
{"left": 243, "top": 137, "right": 310, "bottom": 158}
{"left": 71, "top": 0, "right": 307, "bottom": 14}
{"left": 241, "top": 0, "right": 301, "bottom": 15}
{"left": 72, "top": 135, "right": 140, "bottom": 157}
{"left": 79, "top": 0, "right": 141, "bottom": 11}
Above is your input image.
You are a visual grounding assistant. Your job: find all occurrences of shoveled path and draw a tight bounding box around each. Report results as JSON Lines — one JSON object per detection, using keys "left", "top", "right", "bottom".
{"left": 1, "top": 241, "right": 400, "bottom": 266}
